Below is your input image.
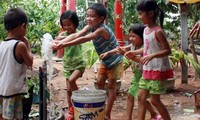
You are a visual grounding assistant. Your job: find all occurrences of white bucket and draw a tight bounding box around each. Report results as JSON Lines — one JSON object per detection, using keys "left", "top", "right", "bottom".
{"left": 72, "top": 90, "right": 107, "bottom": 120}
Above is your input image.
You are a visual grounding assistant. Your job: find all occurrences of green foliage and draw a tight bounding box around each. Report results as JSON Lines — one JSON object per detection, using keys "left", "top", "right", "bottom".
{"left": 0, "top": 1, "right": 7, "bottom": 39}
{"left": 170, "top": 48, "right": 200, "bottom": 73}
{"left": 122, "top": 0, "right": 140, "bottom": 34}
{"left": 0, "top": 0, "right": 60, "bottom": 54}
{"left": 169, "top": 38, "right": 200, "bottom": 73}
{"left": 185, "top": 54, "right": 200, "bottom": 73}
{"left": 82, "top": 42, "right": 98, "bottom": 68}
{"left": 107, "top": 0, "right": 140, "bottom": 34}
{"left": 76, "top": 0, "right": 87, "bottom": 29}
{"left": 24, "top": 76, "right": 39, "bottom": 98}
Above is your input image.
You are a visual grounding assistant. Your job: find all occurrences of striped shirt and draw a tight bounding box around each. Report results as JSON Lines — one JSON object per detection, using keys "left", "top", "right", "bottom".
{"left": 91, "top": 24, "right": 123, "bottom": 69}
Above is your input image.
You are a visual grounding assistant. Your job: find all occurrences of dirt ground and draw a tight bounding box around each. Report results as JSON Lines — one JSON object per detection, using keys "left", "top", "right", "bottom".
{"left": 32, "top": 55, "right": 200, "bottom": 120}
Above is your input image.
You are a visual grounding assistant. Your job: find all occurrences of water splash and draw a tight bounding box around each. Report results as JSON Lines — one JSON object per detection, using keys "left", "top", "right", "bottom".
{"left": 41, "top": 33, "right": 65, "bottom": 119}
{"left": 41, "top": 33, "right": 53, "bottom": 81}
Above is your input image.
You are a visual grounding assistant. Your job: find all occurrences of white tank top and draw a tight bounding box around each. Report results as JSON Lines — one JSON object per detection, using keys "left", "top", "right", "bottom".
{"left": 143, "top": 27, "right": 173, "bottom": 80}
{"left": 0, "top": 39, "right": 26, "bottom": 97}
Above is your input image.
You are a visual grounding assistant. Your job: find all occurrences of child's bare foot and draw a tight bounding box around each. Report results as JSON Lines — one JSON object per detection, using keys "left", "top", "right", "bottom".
{"left": 66, "top": 114, "right": 74, "bottom": 120}
{"left": 105, "top": 115, "right": 110, "bottom": 120}
{"left": 151, "top": 114, "right": 162, "bottom": 120}
{"left": 66, "top": 106, "right": 74, "bottom": 120}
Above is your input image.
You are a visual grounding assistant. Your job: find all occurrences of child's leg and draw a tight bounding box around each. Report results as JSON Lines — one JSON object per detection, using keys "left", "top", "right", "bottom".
{"left": 106, "top": 62, "right": 123, "bottom": 119}
{"left": 146, "top": 100, "right": 157, "bottom": 118}
{"left": 96, "top": 63, "right": 123, "bottom": 119}
{"left": 150, "top": 94, "right": 171, "bottom": 120}
{"left": 66, "top": 81, "right": 72, "bottom": 108}
{"left": 137, "top": 89, "right": 149, "bottom": 120}
{"left": 68, "top": 70, "right": 83, "bottom": 90}
{"left": 96, "top": 75, "right": 107, "bottom": 89}
{"left": 105, "top": 78, "right": 117, "bottom": 119}
{"left": 67, "top": 70, "right": 83, "bottom": 108}
{"left": 96, "top": 64, "right": 108, "bottom": 89}
{"left": 1, "top": 96, "right": 23, "bottom": 120}
{"left": 149, "top": 80, "right": 170, "bottom": 120}
{"left": 126, "top": 79, "right": 138, "bottom": 120}
{"left": 127, "top": 93, "right": 134, "bottom": 120}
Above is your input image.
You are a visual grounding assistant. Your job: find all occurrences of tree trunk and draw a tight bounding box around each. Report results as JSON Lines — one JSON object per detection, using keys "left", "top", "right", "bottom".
{"left": 57, "top": 0, "right": 67, "bottom": 58}
{"left": 67, "top": 0, "right": 76, "bottom": 11}
{"left": 179, "top": 4, "right": 189, "bottom": 84}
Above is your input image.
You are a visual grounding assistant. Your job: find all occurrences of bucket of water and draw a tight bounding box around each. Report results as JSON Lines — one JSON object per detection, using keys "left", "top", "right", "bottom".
{"left": 72, "top": 90, "right": 107, "bottom": 120}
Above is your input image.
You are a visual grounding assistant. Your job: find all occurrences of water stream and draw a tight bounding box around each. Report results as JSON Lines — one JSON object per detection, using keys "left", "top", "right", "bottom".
{"left": 41, "top": 33, "right": 63, "bottom": 120}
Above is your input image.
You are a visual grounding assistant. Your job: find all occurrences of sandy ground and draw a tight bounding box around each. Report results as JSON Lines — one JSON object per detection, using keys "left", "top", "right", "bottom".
{"left": 31, "top": 55, "right": 200, "bottom": 120}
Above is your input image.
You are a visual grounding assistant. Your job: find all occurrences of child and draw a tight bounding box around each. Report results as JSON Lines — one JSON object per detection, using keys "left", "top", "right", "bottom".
{"left": 125, "top": 0, "right": 173, "bottom": 120}
{"left": 0, "top": 8, "right": 33, "bottom": 120}
{"left": 57, "top": 10, "right": 86, "bottom": 120}
{"left": 100, "top": 24, "right": 161, "bottom": 120}
{"left": 52, "top": 3, "right": 123, "bottom": 119}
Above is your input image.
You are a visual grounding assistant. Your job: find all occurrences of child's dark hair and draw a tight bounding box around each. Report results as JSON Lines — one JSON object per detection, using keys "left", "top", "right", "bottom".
{"left": 88, "top": 3, "right": 107, "bottom": 22}
{"left": 4, "top": 8, "right": 28, "bottom": 30}
{"left": 60, "top": 10, "right": 79, "bottom": 28}
{"left": 129, "top": 23, "right": 145, "bottom": 42}
{"left": 136, "top": 0, "right": 164, "bottom": 28}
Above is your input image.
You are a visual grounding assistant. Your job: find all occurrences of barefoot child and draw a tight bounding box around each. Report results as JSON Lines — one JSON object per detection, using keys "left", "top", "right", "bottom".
{"left": 125, "top": 1, "right": 173, "bottom": 120}
{"left": 56, "top": 10, "right": 86, "bottom": 120}
{"left": 100, "top": 24, "right": 161, "bottom": 120}
{"left": 0, "top": 8, "right": 33, "bottom": 120}
{"left": 52, "top": 3, "right": 123, "bottom": 119}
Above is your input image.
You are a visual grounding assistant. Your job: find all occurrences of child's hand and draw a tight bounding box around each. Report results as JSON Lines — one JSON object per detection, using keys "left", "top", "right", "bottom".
{"left": 54, "top": 36, "right": 66, "bottom": 41}
{"left": 22, "top": 37, "right": 28, "bottom": 43}
{"left": 116, "top": 47, "right": 126, "bottom": 55}
{"left": 22, "top": 37, "right": 31, "bottom": 49}
{"left": 124, "top": 51, "right": 135, "bottom": 59}
{"left": 51, "top": 40, "right": 63, "bottom": 50}
{"left": 140, "top": 54, "right": 154, "bottom": 65}
{"left": 100, "top": 52, "right": 108, "bottom": 59}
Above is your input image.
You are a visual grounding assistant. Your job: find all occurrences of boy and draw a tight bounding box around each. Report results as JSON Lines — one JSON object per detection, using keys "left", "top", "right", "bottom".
{"left": 0, "top": 8, "right": 33, "bottom": 120}
{"left": 52, "top": 3, "right": 123, "bottom": 120}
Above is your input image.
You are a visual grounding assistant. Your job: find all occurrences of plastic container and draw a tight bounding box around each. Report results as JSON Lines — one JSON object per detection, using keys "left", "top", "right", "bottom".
{"left": 32, "top": 93, "right": 39, "bottom": 104}
{"left": 93, "top": 79, "right": 121, "bottom": 94}
{"left": 72, "top": 90, "right": 107, "bottom": 120}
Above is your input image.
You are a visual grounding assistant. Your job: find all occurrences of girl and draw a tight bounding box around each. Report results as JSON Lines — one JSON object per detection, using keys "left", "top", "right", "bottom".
{"left": 125, "top": 0, "right": 173, "bottom": 120}
{"left": 100, "top": 24, "right": 161, "bottom": 120}
{"left": 52, "top": 3, "right": 123, "bottom": 120}
{"left": 58, "top": 10, "right": 86, "bottom": 120}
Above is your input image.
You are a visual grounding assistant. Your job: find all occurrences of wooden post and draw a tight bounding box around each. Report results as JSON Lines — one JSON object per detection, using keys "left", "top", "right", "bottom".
{"left": 57, "top": 0, "right": 67, "bottom": 58}
{"left": 114, "top": 0, "right": 124, "bottom": 46}
{"left": 67, "top": 0, "right": 76, "bottom": 11}
{"left": 179, "top": 4, "right": 188, "bottom": 84}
